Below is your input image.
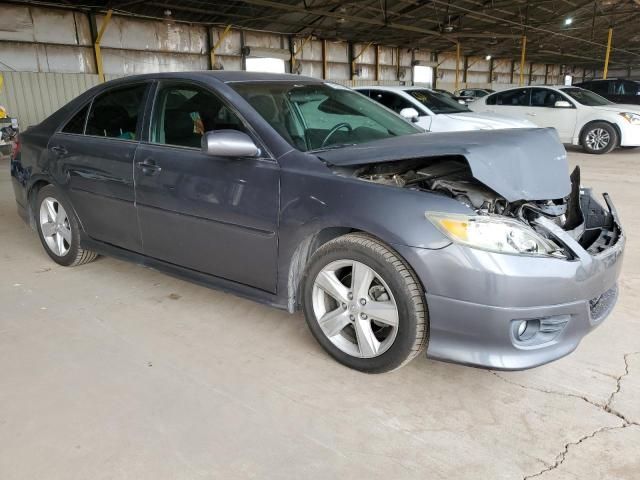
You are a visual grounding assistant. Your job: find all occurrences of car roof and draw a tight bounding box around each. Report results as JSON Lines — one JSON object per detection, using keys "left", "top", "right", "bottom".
{"left": 486, "top": 85, "right": 576, "bottom": 93}
{"left": 353, "top": 85, "right": 433, "bottom": 91}
{"left": 101, "top": 71, "right": 323, "bottom": 85}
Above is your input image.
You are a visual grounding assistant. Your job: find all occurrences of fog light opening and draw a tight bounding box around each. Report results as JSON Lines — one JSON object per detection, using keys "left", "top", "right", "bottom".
{"left": 513, "top": 319, "right": 540, "bottom": 342}
{"left": 517, "top": 320, "right": 528, "bottom": 338}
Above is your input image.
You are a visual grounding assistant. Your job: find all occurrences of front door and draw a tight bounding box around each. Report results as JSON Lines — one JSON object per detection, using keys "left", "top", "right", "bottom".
{"left": 49, "top": 82, "right": 149, "bottom": 252}
{"left": 134, "top": 82, "right": 280, "bottom": 292}
{"left": 527, "top": 88, "right": 578, "bottom": 142}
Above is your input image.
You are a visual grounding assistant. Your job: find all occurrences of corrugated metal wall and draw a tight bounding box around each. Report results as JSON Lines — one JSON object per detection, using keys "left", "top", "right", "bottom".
{"left": 0, "top": 4, "right": 577, "bottom": 128}
{"left": 0, "top": 71, "right": 100, "bottom": 128}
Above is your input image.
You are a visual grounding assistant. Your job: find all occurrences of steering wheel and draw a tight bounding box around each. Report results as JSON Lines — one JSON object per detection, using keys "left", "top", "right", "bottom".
{"left": 320, "top": 122, "right": 353, "bottom": 148}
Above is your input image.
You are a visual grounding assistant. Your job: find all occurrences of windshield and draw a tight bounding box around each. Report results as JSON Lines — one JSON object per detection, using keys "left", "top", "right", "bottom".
{"left": 231, "top": 82, "right": 421, "bottom": 152}
{"left": 560, "top": 87, "right": 612, "bottom": 106}
{"left": 407, "top": 89, "right": 469, "bottom": 114}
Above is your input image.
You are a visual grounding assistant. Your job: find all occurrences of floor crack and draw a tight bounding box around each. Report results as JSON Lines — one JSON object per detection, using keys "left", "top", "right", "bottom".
{"left": 500, "top": 351, "right": 640, "bottom": 479}
{"left": 522, "top": 424, "right": 632, "bottom": 480}
{"left": 604, "top": 351, "right": 640, "bottom": 424}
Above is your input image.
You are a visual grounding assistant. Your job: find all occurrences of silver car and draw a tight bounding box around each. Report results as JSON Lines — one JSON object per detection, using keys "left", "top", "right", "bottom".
{"left": 11, "top": 72, "right": 624, "bottom": 372}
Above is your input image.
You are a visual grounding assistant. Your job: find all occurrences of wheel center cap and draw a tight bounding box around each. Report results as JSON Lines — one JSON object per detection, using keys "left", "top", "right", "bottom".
{"left": 349, "top": 303, "right": 358, "bottom": 312}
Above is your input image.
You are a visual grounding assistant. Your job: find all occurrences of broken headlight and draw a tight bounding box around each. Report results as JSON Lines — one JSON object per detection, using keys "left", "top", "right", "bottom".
{"left": 426, "top": 213, "right": 561, "bottom": 257}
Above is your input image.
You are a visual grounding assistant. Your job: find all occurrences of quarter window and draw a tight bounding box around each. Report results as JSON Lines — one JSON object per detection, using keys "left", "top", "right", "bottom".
{"left": 85, "top": 84, "right": 147, "bottom": 139}
{"left": 151, "top": 84, "right": 245, "bottom": 148}
{"left": 62, "top": 104, "right": 89, "bottom": 134}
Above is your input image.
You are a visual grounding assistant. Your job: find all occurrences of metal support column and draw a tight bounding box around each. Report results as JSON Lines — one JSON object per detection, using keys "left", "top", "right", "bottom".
{"left": 455, "top": 42, "right": 461, "bottom": 91}
{"left": 519, "top": 35, "right": 527, "bottom": 86}
{"left": 603, "top": 27, "right": 613, "bottom": 80}
{"left": 94, "top": 9, "right": 113, "bottom": 83}
{"left": 322, "top": 39, "right": 328, "bottom": 79}
{"left": 211, "top": 25, "right": 232, "bottom": 70}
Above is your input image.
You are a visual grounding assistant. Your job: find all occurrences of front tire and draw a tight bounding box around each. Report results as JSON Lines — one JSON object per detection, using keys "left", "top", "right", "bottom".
{"left": 302, "top": 233, "right": 428, "bottom": 373}
{"left": 35, "top": 185, "right": 98, "bottom": 267}
{"left": 581, "top": 122, "right": 618, "bottom": 154}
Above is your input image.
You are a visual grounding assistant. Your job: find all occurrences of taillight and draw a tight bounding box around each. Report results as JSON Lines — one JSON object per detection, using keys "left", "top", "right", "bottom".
{"left": 11, "top": 134, "right": 20, "bottom": 159}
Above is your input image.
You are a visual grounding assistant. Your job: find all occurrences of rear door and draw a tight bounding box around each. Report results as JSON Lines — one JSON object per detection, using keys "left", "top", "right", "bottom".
{"left": 133, "top": 81, "right": 280, "bottom": 292}
{"left": 48, "top": 82, "right": 149, "bottom": 252}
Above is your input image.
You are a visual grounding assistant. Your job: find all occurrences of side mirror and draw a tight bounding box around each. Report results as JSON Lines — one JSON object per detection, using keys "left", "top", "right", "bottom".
{"left": 458, "top": 99, "right": 467, "bottom": 105}
{"left": 554, "top": 100, "right": 572, "bottom": 108}
{"left": 202, "top": 130, "right": 260, "bottom": 157}
{"left": 399, "top": 107, "right": 420, "bottom": 123}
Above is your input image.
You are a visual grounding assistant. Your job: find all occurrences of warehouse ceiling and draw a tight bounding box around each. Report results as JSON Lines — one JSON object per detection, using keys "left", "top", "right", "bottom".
{"left": 30, "top": 0, "right": 640, "bottom": 67}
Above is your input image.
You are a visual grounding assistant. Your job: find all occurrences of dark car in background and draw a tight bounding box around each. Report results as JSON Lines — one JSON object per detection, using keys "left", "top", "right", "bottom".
{"left": 575, "top": 79, "right": 640, "bottom": 105}
{"left": 10, "top": 72, "right": 624, "bottom": 373}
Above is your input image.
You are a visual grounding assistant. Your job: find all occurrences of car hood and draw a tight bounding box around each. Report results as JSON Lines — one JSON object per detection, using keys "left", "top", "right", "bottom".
{"left": 590, "top": 104, "right": 640, "bottom": 114}
{"left": 440, "top": 111, "right": 536, "bottom": 129}
{"left": 317, "top": 128, "right": 570, "bottom": 202}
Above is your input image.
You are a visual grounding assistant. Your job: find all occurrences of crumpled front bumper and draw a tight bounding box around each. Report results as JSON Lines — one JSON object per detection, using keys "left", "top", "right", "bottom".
{"left": 394, "top": 192, "right": 625, "bottom": 370}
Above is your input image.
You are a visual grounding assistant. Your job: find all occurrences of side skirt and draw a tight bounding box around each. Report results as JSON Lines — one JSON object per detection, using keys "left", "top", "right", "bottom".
{"left": 81, "top": 237, "right": 289, "bottom": 312}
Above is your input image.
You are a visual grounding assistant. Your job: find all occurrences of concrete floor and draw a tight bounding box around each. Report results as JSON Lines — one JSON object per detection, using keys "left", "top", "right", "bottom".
{"left": 1, "top": 147, "right": 639, "bottom": 480}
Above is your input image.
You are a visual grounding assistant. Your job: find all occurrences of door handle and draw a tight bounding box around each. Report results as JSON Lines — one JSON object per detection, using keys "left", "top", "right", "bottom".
{"left": 136, "top": 159, "right": 162, "bottom": 175}
{"left": 526, "top": 112, "right": 537, "bottom": 116}
{"left": 50, "top": 145, "right": 68, "bottom": 155}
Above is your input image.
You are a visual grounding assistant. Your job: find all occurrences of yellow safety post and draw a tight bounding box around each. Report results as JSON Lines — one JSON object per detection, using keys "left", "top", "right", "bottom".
{"left": 351, "top": 42, "right": 373, "bottom": 80}
{"left": 519, "top": 34, "right": 527, "bottom": 86}
{"left": 322, "top": 39, "right": 328, "bottom": 79}
{"left": 95, "top": 9, "right": 113, "bottom": 83}
{"left": 291, "top": 34, "right": 313, "bottom": 74}
{"left": 211, "top": 25, "right": 232, "bottom": 69}
{"left": 603, "top": 27, "right": 613, "bottom": 79}
{"left": 455, "top": 42, "right": 461, "bottom": 91}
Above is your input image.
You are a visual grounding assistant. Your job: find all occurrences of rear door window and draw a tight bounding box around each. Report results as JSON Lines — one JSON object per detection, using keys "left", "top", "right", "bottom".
{"left": 85, "top": 84, "right": 148, "bottom": 140}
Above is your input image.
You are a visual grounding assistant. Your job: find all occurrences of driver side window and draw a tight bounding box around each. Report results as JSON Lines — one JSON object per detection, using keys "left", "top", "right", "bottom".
{"left": 369, "top": 91, "right": 415, "bottom": 114}
{"left": 151, "top": 84, "right": 245, "bottom": 148}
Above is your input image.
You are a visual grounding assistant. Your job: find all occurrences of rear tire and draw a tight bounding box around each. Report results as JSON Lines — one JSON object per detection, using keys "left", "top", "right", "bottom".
{"left": 580, "top": 122, "right": 618, "bottom": 154}
{"left": 302, "top": 233, "right": 428, "bottom": 373}
{"left": 35, "top": 185, "right": 98, "bottom": 267}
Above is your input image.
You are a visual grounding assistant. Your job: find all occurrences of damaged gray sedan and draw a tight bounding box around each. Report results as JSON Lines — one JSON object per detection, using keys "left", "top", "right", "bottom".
{"left": 11, "top": 72, "right": 624, "bottom": 372}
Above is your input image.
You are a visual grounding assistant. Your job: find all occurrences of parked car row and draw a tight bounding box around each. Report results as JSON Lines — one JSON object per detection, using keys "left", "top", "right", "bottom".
{"left": 471, "top": 85, "right": 640, "bottom": 154}
{"left": 10, "top": 71, "right": 624, "bottom": 373}
{"left": 357, "top": 84, "right": 640, "bottom": 154}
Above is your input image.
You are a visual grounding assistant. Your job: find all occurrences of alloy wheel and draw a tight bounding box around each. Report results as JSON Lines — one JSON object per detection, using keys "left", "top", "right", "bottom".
{"left": 311, "top": 260, "right": 399, "bottom": 358}
{"left": 39, "top": 197, "right": 72, "bottom": 257}
{"left": 585, "top": 128, "right": 611, "bottom": 151}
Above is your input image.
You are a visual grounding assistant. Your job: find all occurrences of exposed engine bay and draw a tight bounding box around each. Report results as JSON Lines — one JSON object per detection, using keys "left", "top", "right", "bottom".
{"left": 347, "top": 156, "right": 621, "bottom": 257}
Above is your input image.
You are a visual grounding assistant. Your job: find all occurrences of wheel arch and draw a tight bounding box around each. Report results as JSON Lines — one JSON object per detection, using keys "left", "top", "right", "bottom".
{"left": 26, "top": 179, "right": 51, "bottom": 229}
{"left": 579, "top": 119, "right": 621, "bottom": 147}
{"left": 285, "top": 226, "right": 422, "bottom": 313}
{"left": 27, "top": 179, "right": 87, "bottom": 234}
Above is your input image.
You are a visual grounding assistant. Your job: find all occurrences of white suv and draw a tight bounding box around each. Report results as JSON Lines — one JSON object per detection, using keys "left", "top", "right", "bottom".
{"left": 471, "top": 85, "right": 640, "bottom": 154}
{"left": 356, "top": 86, "right": 534, "bottom": 133}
